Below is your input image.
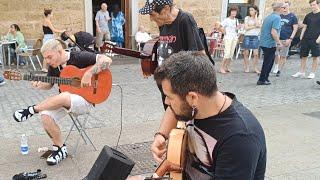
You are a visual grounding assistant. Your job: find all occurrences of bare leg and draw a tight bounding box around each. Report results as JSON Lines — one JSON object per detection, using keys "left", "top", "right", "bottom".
{"left": 34, "top": 92, "right": 71, "bottom": 112}
{"left": 311, "top": 57, "right": 319, "bottom": 73}
{"left": 253, "top": 49, "right": 260, "bottom": 74}
{"left": 220, "top": 58, "right": 227, "bottom": 73}
{"left": 243, "top": 50, "right": 249, "bottom": 72}
{"left": 41, "top": 114, "right": 63, "bottom": 147}
{"left": 279, "top": 56, "right": 287, "bottom": 71}
{"left": 226, "top": 59, "right": 232, "bottom": 72}
{"left": 300, "top": 57, "right": 308, "bottom": 73}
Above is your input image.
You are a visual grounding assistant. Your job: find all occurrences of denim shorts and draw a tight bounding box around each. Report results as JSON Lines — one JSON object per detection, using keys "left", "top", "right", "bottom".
{"left": 242, "top": 36, "right": 259, "bottom": 49}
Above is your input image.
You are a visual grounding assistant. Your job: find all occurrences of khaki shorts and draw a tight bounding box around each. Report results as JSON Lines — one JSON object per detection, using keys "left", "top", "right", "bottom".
{"left": 96, "top": 30, "right": 111, "bottom": 48}
{"left": 223, "top": 38, "right": 238, "bottom": 59}
{"left": 39, "top": 94, "right": 93, "bottom": 122}
{"left": 276, "top": 40, "right": 290, "bottom": 57}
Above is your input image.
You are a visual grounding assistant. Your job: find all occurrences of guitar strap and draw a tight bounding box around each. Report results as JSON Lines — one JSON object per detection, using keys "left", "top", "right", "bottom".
{"left": 184, "top": 120, "right": 215, "bottom": 179}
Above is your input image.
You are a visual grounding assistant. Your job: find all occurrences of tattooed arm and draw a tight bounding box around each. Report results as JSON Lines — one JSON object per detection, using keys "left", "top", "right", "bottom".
{"left": 88, "top": 54, "right": 112, "bottom": 74}
{"left": 81, "top": 54, "right": 112, "bottom": 87}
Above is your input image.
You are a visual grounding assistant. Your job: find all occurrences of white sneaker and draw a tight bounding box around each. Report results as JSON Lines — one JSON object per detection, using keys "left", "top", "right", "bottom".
{"left": 272, "top": 65, "right": 279, "bottom": 74}
{"left": 291, "top": 72, "right": 305, "bottom": 78}
{"left": 307, "top": 73, "right": 315, "bottom": 79}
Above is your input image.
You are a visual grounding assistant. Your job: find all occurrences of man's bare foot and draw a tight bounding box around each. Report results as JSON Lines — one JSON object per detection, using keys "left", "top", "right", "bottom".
{"left": 244, "top": 68, "right": 250, "bottom": 73}
{"left": 226, "top": 68, "right": 232, "bottom": 73}
{"left": 220, "top": 68, "right": 227, "bottom": 74}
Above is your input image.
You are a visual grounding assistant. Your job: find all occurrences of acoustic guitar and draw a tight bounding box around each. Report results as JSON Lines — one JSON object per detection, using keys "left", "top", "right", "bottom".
{"left": 101, "top": 40, "right": 158, "bottom": 77}
{"left": 3, "top": 65, "right": 112, "bottom": 104}
{"left": 154, "top": 121, "right": 188, "bottom": 180}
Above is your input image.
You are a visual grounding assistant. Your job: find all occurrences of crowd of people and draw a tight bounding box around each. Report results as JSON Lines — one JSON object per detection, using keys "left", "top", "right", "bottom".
{"left": 208, "top": 0, "right": 320, "bottom": 86}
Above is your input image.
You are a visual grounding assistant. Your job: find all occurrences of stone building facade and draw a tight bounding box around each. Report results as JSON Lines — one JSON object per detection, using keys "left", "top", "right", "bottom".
{"left": 0, "top": 0, "right": 86, "bottom": 41}
{"left": 0, "top": 0, "right": 314, "bottom": 47}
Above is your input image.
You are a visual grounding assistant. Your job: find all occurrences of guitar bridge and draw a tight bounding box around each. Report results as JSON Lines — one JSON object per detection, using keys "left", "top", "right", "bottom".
{"left": 93, "top": 75, "right": 98, "bottom": 94}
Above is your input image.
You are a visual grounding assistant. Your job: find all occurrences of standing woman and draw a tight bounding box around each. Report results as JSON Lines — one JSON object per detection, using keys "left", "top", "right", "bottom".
{"left": 220, "top": 6, "right": 241, "bottom": 74}
{"left": 42, "top": 8, "right": 64, "bottom": 72}
{"left": 110, "top": 4, "right": 125, "bottom": 47}
{"left": 243, "top": 5, "right": 262, "bottom": 74}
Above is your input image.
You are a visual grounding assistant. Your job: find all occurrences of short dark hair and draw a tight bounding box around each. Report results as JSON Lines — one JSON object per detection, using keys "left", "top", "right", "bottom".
{"left": 154, "top": 51, "right": 218, "bottom": 99}
{"left": 227, "top": 6, "right": 238, "bottom": 16}
{"left": 44, "top": 8, "right": 52, "bottom": 17}
{"left": 11, "top": 24, "right": 20, "bottom": 31}
{"left": 247, "top": 5, "right": 260, "bottom": 17}
{"left": 309, "top": 0, "right": 320, "bottom": 4}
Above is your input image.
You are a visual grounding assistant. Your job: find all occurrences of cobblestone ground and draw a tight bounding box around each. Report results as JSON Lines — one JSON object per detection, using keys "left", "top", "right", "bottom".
{"left": 1, "top": 54, "right": 320, "bottom": 138}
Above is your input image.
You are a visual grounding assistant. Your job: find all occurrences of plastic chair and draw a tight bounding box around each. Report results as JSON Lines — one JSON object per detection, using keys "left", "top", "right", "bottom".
{"left": 64, "top": 83, "right": 123, "bottom": 157}
{"left": 64, "top": 109, "right": 97, "bottom": 157}
{"left": 17, "top": 39, "right": 43, "bottom": 70}
{"left": 236, "top": 43, "right": 253, "bottom": 61}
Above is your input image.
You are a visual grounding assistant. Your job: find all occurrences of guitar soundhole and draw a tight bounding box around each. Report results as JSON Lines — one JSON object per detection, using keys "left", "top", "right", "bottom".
{"left": 70, "top": 77, "right": 81, "bottom": 88}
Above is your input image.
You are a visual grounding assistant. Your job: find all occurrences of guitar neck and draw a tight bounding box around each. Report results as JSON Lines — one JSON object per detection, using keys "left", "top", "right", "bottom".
{"left": 109, "top": 46, "right": 151, "bottom": 59}
{"left": 23, "top": 74, "right": 71, "bottom": 85}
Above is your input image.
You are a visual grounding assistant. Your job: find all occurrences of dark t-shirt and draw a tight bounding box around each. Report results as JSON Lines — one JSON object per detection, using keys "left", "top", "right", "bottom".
{"left": 157, "top": 10, "right": 204, "bottom": 65}
{"left": 157, "top": 10, "right": 204, "bottom": 109}
{"left": 280, "top": 13, "right": 298, "bottom": 40}
{"left": 47, "top": 51, "right": 97, "bottom": 78}
{"left": 303, "top": 12, "right": 320, "bottom": 39}
{"left": 187, "top": 93, "right": 266, "bottom": 180}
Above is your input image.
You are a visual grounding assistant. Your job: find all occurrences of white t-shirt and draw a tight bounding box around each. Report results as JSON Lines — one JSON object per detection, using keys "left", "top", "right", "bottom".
{"left": 221, "top": 17, "right": 238, "bottom": 40}
{"left": 135, "top": 31, "right": 152, "bottom": 43}
{"left": 244, "top": 16, "right": 261, "bottom": 36}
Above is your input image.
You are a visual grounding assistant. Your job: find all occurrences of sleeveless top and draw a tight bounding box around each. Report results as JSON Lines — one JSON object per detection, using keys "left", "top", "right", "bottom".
{"left": 43, "top": 26, "right": 53, "bottom": 34}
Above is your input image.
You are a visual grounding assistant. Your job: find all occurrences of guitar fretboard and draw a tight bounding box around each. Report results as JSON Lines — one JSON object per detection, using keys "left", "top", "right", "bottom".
{"left": 23, "top": 74, "right": 72, "bottom": 85}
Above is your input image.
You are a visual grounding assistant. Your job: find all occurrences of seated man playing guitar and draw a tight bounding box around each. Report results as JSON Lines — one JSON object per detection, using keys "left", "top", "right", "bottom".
{"left": 150, "top": 51, "right": 266, "bottom": 179}
{"left": 13, "top": 39, "right": 112, "bottom": 166}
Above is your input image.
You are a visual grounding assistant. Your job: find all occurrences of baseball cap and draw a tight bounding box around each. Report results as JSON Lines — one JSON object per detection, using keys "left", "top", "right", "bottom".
{"left": 139, "top": 0, "right": 173, "bottom": 15}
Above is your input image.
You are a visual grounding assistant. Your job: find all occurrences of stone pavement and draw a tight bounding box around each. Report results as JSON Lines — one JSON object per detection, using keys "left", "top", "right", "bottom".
{"left": 0, "top": 54, "right": 320, "bottom": 179}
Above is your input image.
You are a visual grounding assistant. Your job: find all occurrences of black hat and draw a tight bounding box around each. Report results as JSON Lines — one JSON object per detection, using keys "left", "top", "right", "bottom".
{"left": 139, "top": 0, "right": 173, "bottom": 15}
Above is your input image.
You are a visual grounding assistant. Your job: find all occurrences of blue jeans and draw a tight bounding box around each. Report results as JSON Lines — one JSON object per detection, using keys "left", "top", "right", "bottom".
{"left": 259, "top": 46, "right": 276, "bottom": 82}
{"left": 243, "top": 36, "right": 260, "bottom": 49}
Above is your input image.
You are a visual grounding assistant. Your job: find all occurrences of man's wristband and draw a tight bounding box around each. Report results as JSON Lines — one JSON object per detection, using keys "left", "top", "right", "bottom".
{"left": 154, "top": 132, "right": 168, "bottom": 141}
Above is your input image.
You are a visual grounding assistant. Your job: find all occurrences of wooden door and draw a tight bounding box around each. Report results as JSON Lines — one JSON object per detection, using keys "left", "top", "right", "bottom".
{"left": 123, "top": 0, "right": 132, "bottom": 49}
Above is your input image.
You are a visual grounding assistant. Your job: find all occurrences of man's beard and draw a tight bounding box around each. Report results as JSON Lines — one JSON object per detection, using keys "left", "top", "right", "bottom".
{"left": 169, "top": 101, "right": 197, "bottom": 122}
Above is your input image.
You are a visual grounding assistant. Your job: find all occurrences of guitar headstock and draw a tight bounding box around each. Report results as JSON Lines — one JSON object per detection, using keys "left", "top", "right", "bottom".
{"left": 3, "top": 70, "right": 23, "bottom": 81}
{"left": 101, "top": 41, "right": 117, "bottom": 54}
